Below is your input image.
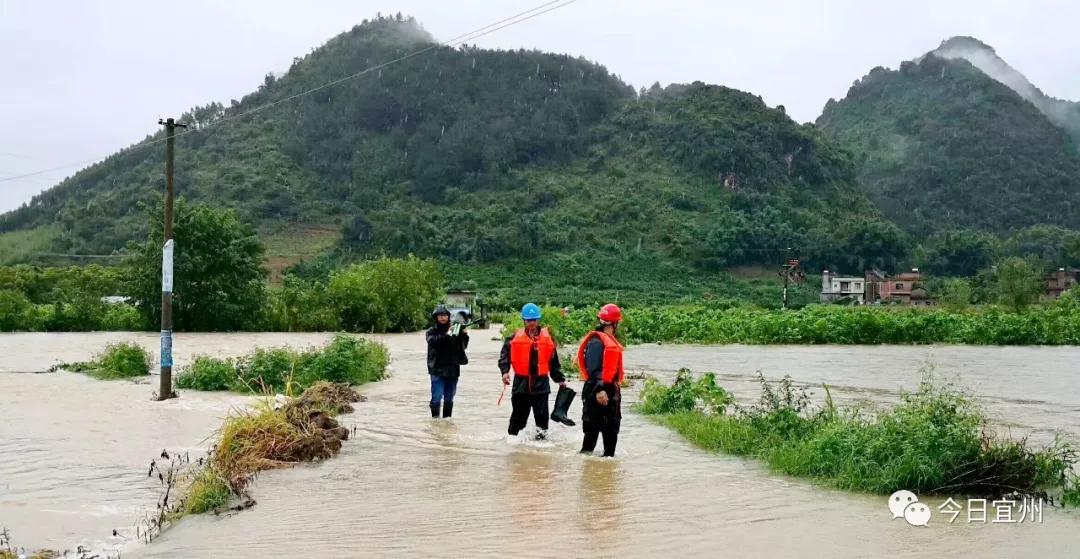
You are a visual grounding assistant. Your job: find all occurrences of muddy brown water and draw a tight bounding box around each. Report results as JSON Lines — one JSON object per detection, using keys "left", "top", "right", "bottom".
{"left": 1, "top": 332, "right": 1077, "bottom": 558}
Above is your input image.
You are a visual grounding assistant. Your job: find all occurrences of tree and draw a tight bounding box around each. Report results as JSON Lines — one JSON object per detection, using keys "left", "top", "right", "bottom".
{"left": 923, "top": 230, "right": 1000, "bottom": 277}
{"left": 993, "top": 257, "right": 1043, "bottom": 312}
{"left": 938, "top": 278, "right": 973, "bottom": 311}
{"left": 1003, "top": 225, "right": 1080, "bottom": 271}
{"left": 328, "top": 255, "right": 442, "bottom": 332}
{"left": 837, "top": 219, "right": 910, "bottom": 272}
{"left": 124, "top": 198, "right": 267, "bottom": 331}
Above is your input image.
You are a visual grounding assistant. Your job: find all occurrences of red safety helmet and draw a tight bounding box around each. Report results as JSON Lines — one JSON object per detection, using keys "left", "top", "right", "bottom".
{"left": 597, "top": 303, "right": 622, "bottom": 324}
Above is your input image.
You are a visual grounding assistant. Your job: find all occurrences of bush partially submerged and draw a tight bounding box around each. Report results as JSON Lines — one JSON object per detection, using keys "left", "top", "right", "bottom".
{"left": 55, "top": 341, "right": 152, "bottom": 380}
{"left": 638, "top": 369, "right": 731, "bottom": 415}
{"left": 176, "top": 356, "right": 238, "bottom": 391}
{"left": 175, "top": 334, "right": 389, "bottom": 394}
{"left": 641, "top": 369, "right": 1078, "bottom": 500}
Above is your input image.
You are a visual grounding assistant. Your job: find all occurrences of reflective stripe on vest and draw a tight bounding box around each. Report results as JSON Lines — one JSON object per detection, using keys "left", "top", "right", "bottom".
{"left": 576, "top": 331, "right": 623, "bottom": 384}
{"left": 509, "top": 328, "right": 555, "bottom": 377}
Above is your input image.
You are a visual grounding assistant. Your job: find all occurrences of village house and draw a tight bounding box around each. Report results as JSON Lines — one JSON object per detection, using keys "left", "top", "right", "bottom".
{"left": 870, "top": 268, "right": 935, "bottom": 306}
{"left": 820, "top": 270, "right": 866, "bottom": 304}
{"left": 1044, "top": 268, "right": 1080, "bottom": 299}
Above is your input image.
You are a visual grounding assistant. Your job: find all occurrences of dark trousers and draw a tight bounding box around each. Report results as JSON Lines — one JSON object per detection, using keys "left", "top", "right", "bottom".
{"left": 430, "top": 375, "right": 458, "bottom": 405}
{"left": 508, "top": 392, "right": 550, "bottom": 435}
{"left": 581, "top": 405, "right": 620, "bottom": 457}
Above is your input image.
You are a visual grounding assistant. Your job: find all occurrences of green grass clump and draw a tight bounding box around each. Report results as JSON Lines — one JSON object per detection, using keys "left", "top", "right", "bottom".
{"left": 59, "top": 341, "right": 152, "bottom": 380}
{"left": 235, "top": 347, "right": 299, "bottom": 393}
{"left": 176, "top": 356, "right": 238, "bottom": 391}
{"left": 641, "top": 370, "right": 1078, "bottom": 499}
{"left": 183, "top": 468, "right": 231, "bottom": 514}
{"left": 295, "top": 333, "right": 390, "bottom": 387}
{"left": 1065, "top": 475, "right": 1080, "bottom": 507}
{"left": 175, "top": 334, "right": 389, "bottom": 394}
{"left": 638, "top": 369, "right": 732, "bottom": 415}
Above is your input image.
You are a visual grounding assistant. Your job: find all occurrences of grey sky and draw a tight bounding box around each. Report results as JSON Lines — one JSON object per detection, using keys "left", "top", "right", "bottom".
{"left": 2, "top": 0, "right": 1078, "bottom": 213}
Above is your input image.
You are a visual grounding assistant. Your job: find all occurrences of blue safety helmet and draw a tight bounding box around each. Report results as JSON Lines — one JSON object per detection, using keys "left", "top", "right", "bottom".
{"left": 521, "top": 303, "right": 542, "bottom": 321}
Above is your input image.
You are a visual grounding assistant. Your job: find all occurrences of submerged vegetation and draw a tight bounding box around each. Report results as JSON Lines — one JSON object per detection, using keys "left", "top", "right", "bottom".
{"left": 54, "top": 341, "right": 152, "bottom": 380}
{"left": 503, "top": 295, "right": 1080, "bottom": 347}
{"left": 175, "top": 334, "right": 389, "bottom": 394}
{"left": 168, "top": 381, "right": 365, "bottom": 519}
{"left": 638, "top": 369, "right": 1078, "bottom": 500}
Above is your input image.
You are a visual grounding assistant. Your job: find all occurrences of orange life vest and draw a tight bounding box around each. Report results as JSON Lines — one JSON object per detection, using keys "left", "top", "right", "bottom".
{"left": 509, "top": 328, "right": 556, "bottom": 377}
{"left": 576, "top": 331, "right": 624, "bottom": 384}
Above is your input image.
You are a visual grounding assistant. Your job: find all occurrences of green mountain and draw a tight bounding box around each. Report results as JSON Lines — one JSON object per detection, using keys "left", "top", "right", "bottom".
{"left": 817, "top": 38, "right": 1080, "bottom": 237}
{"left": 931, "top": 36, "right": 1080, "bottom": 144}
{"left": 0, "top": 15, "right": 895, "bottom": 275}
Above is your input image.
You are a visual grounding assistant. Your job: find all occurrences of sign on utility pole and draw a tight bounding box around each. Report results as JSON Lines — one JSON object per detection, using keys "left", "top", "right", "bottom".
{"left": 156, "top": 117, "right": 186, "bottom": 401}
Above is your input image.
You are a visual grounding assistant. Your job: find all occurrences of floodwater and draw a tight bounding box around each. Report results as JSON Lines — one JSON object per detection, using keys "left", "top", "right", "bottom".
{"left": 0, "top": 332, "right": 1077, "bottom": 558}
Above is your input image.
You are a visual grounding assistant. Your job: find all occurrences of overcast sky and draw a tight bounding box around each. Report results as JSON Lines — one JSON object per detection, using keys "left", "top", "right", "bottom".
{"left": 2, "top": 0, "right": 1079, "bottom": 213}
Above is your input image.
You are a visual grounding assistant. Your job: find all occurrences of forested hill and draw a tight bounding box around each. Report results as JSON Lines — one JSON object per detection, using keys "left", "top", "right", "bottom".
{"left": 1, "top": 15, "right": 897, "bottom": 273}
{"left": 817, "top": 39, "right": 1080, "bottom": 237}
{"left": 932, "top": 36, "right": 1080, "bottom": 145}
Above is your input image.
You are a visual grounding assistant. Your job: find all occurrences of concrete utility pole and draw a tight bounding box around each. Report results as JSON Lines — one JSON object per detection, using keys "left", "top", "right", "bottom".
{"left": 156, "top": 117, "right": 187, "bottom": 401}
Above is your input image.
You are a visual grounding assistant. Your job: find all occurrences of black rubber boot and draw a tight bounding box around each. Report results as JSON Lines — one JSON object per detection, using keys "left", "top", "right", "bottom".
{"left": 551, "top": 386, "right": 577, "bottom": 426}
{"left": 430, "top": 403, "right": 440, "bottom": 418}
{"left": 442, "top": 402, "right": 453, "bottom": 418}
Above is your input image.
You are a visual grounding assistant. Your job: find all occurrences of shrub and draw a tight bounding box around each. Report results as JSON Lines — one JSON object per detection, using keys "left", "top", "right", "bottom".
{"left": 296, "top": 334, "right": 390, "bottom": 387}
{"left": 637, "top": 369, "right": 732, "bottom": 415}
{"left": 263, "top": 275, "right": 338, "bottom": 331}
{"left": 0, "top": 289, "right": 36, "bottom": 331}
{"left": 177, "top": 335, "right": 389, "bottom": 394}
{"left": 328, "top": 256, "right": 442, "bottom": 332}
{"left": 176, "top": 356, "right": 238, "bottom": 391}
{"left": 236, "top": 347, "right": 298, "bottom": 393}
{"left": 60, "top": 342, "right": 152, "bottom": 380}
{"left": 100, "top": 303, "right": 146, "bottom": 330}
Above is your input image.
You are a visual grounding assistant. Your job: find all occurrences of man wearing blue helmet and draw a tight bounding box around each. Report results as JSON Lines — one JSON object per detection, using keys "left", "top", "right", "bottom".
{"left": 498, "top": 303, "right": 567, "bottom": 440}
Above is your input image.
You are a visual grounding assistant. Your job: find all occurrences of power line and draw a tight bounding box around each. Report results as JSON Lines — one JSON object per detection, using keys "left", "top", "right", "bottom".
{"left": 0, "top": 0, "right": 578, "bottom": 186}
{"left": 29, "top": 253, "right": 124, "bottom": 259}
{"left": 172, "top": 0, "right": 575, "bottom": 137}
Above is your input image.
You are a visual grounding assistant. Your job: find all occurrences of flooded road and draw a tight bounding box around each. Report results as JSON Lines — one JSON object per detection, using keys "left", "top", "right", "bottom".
{"left": 1, "top": 332, "right": 1077, "bottom": 557}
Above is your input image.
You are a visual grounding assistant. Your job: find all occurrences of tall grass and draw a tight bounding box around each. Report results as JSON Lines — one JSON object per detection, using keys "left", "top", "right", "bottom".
{"left": 639, "top": 370, "right": 1078, "bottom": 499}
{"left": 183, "top": 468, "right": 231, "bottom": 515}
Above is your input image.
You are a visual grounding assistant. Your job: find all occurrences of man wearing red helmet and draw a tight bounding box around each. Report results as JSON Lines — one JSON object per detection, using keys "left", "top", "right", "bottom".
{"left": 576, "top": 303, "right": 624, "bottom": 457}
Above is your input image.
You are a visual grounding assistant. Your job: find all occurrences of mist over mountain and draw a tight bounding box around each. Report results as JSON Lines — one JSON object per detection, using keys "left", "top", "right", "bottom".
{"left": 931, "top": 36, "right": 1080, "bottom": 145}
{"left": 818, "top": 38, "right": 1080, "bottom": 237}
